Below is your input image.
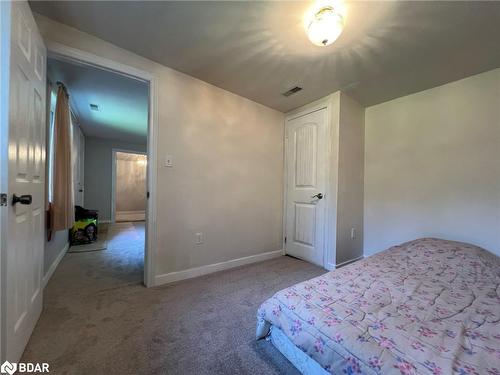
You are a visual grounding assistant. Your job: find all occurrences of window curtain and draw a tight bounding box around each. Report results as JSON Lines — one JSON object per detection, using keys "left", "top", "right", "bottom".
{"left": 45, "top": 80, "right": 52, "bottom": 212}
{"left": 51, "top": 84, "right": 74, "bottom": 231}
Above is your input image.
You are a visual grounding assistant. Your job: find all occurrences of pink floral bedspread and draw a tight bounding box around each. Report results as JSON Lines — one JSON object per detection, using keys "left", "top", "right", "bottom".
{"left": 256, "top": 238, "right": 500, "bottom": 374}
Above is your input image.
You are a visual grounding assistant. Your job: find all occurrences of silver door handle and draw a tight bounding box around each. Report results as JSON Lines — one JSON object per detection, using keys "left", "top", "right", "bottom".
{"left": 311, "top": 193, "right": 323, "bottom": 200}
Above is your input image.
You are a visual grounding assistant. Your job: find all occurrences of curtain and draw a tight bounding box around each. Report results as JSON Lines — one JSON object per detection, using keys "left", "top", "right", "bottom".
{"left": 45, "top": 80, "right": 52, "bottom": 212}
{"left": 45, "top": 81, "right": 53, "bottom": 240}
{"left": 51, "top": 84, "right": 74, "bottom": 231}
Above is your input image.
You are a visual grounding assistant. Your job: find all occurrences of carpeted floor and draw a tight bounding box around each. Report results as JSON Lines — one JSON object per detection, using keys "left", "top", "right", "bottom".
{"left": 22, "top": 222, "right": 325, "bottom": 374}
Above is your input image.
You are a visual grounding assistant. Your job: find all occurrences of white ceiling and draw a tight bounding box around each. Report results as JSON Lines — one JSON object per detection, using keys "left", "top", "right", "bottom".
{"left": 48, "top": 58, "right": 148, "bottom": 144}
{"left": 34, "top": 1, "right": 500, "bottom": 112}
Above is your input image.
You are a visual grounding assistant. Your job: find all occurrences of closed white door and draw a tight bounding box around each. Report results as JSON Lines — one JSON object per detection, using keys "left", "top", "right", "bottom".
{"left": 3, "top": 1, "right": 46, "bottom": 362}
{"left": 285, "top": 108, "right": 328, "bottom": 266}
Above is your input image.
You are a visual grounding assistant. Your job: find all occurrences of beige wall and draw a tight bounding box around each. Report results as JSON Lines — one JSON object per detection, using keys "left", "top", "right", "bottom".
{"left": 34, "top": 14, "right": 285, "bottom": 279}
{"left": 364, "top": 69, "right": 500, "bottom": 257}
{"left": 289, "top": 92, "right": 365, "bottom": 269}
{"left": 116, "top": 156, "right": 147, "bottom": 212}
{"left": 84, "top": 137, "right": 146, "bottom": 221}
{"left": 336, "top": 93, "right": 364, "bottom": 265}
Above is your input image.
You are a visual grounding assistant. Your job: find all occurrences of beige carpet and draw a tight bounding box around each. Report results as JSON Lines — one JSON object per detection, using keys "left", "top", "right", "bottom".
{"left": 68, "top": 225, "right": 108, "bottom": 253}
{"left": 22, "top": 222, "right": 325, "bottom": 374}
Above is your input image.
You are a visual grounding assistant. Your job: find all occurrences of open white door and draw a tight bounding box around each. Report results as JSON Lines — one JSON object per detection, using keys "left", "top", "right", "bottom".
{"left": 285, "top": 108, "right": 328, "bottom": 266}
{"left": 0, "top": 0, "right": 46, "bottom": 362}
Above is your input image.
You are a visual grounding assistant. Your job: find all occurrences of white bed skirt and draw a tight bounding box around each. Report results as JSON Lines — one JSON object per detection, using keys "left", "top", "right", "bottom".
{"left": 269, "top": 325, "right": 329, "bottom": 375}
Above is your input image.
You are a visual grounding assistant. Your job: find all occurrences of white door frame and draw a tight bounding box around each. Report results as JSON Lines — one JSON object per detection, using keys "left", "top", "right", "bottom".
{"left": 46, "top": 42, "right": 159, "bottom": 287}
{"left": 111, "top": 148, "right": 147, "bottom": 224}
{"left": 283, "top": 94, "right": 337, "bottom": 270}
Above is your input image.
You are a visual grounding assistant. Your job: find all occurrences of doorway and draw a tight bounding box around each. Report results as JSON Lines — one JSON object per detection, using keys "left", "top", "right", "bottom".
{"left": 284, "top": 107, "right": 330, "bottom": 267}
{"left": 45, "top": 45, "right": 158, "bottom": 288}
{"left": 112, "top": 150, "right": 147, "bottom": 223}
{"left": 45, "top": 55, "right": 150, "bottom": 280}
{"left": 1, "top": 2, "right": 159, "bottom": 363}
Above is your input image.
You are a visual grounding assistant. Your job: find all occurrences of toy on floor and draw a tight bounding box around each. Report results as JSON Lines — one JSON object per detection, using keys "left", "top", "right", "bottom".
{"left": 70, "top": 205, "right": 99, "bottom": 245}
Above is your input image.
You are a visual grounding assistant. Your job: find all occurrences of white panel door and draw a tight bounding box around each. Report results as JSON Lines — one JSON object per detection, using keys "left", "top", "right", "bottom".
{"left": 4, "top": 1, "right": 46, "bottom": 362}
{"left": 78, "top": 129, "right": 84, "bottom": 205}
{"left": 285, "top": 108, "right": 328, "bottom": 266}
{"left": 72, "top": 122, "right": 84, "bottom": 206}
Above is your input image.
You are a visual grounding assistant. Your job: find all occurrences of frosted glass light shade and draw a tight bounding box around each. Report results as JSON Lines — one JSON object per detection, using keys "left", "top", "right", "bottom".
{"left": 305, "top": 2, "right": 345, "bottom": 47}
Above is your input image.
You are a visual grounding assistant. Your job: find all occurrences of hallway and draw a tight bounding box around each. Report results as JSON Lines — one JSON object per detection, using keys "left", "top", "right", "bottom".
{"left": 62, "top": 222, "right": 145, "bottom": 292}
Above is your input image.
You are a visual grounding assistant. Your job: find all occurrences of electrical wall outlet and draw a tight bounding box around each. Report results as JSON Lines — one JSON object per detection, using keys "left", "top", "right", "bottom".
{"left": 195, "top": 232, "right": 203, "bottom": 245}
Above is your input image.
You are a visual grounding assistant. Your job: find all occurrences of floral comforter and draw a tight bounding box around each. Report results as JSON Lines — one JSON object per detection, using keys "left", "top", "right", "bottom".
{"left": 256, "top": 238, "right": 500, "bottom": 375}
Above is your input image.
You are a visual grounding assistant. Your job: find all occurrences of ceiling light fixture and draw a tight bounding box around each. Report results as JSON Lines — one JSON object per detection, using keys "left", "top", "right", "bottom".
{"left": 304, "top": 0, "right": 345, "bottom": 47}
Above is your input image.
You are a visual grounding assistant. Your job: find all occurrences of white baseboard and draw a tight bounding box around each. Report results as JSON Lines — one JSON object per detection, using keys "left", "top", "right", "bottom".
{"left": 115, "top": 210, "right": 145, "bottom": 222}
{"left": 154, "top": 250, "right": 283, "bottom": 286}
{"left": 335, "top": 255, "right": 364, "bottom": 269}
{"left": 42, "top": 242, "right": 69, "bottom": 288}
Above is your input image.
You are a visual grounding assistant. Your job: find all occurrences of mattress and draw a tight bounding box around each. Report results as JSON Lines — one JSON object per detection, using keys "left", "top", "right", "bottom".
{"left": 256, "top": 238, "right": 500, "bottom": 375}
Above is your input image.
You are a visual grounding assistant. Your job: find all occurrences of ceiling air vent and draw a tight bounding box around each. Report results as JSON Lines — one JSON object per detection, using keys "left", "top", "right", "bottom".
{"left": 89, "top": 103, "right": 99, "bottom": 111}
{"left": 282, "top": 86, "right": 303, "bottom": 97}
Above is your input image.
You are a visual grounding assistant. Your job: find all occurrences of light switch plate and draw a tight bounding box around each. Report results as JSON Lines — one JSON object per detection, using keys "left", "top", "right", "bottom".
{"left": 165, "top": 155, "right": 173, "bottom": 167}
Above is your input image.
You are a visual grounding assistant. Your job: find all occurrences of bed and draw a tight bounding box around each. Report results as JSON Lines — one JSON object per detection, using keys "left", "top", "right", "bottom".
{"left": 256, "top": 238, "right": 500, "bottom": 375}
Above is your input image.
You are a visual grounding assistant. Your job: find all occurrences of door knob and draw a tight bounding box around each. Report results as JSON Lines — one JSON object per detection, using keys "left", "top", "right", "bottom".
{"left": 311, "top": 193, "right": 323, "bottom": 200}
{"left": 12, "top": 194, "right": 32, "bottom": 205}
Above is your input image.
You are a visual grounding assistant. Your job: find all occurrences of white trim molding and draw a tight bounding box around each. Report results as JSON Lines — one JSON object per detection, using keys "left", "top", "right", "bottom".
{"left": 46, "top": 41, "right": 154, "bottom": 83}
{"left": 110, "top": 148, "right": 147, "bottom": 224}
{"left": 155, "top": 250, "right": 283, "bottom": 286}
{"left": 115, "top": 210, "right": 146, "bottom": 222}
{"left": 46, "top": 41, "right": 159, "bottom": 287}
{"left": 334, "top": 255, "right": 364, "bottom": 269}
{"left": 42, "top": 242, "right": 69, "bottom": 289}
{"left": 283, "top": 94, "right": 337, "bottom": 270}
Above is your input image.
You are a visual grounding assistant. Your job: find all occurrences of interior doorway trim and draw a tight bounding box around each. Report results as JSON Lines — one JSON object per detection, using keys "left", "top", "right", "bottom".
{"left": 47, "top": 41, "right": 159, "bottom": 287}
{"left": 111, "top": 149, "right": 147, "bottom": 224}
{"left": 283, "top": 94, "right": 337, "bottom": 270}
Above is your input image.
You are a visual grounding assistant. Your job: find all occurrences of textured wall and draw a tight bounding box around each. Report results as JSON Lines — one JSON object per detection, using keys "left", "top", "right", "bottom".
{"left": 35, "top": 14, "right": 285, "bottom": 280}
{"left": 116, "top": 156, "right": 147, "bottom": 212}
{"left": 364, "top": 69, "right": 500, "bottom": 256}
